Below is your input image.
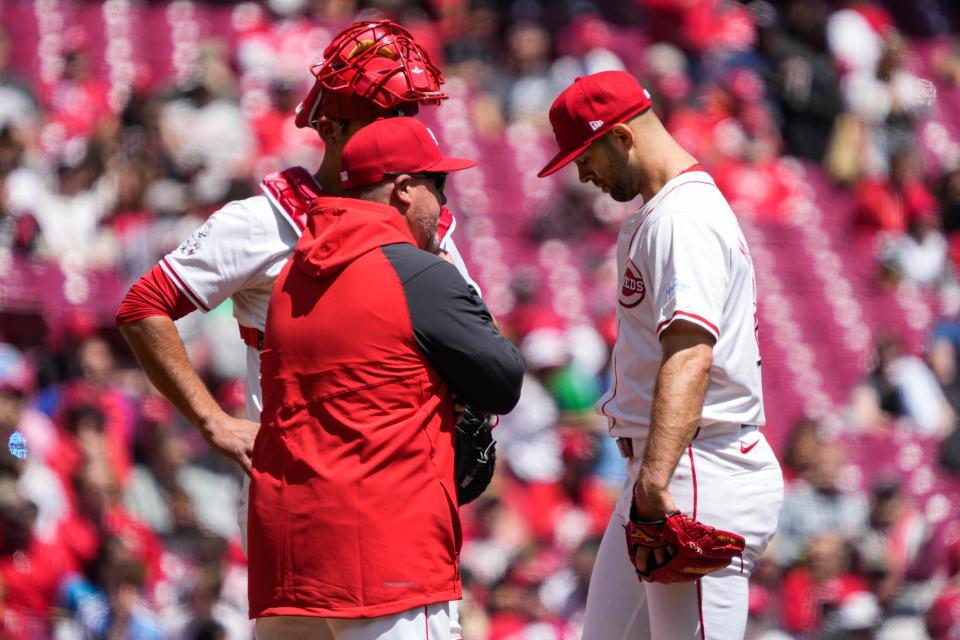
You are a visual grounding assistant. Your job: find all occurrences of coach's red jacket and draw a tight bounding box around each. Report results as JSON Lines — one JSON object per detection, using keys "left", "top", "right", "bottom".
{"left": 249, "top": 197, "right": 524, "bottom": 620}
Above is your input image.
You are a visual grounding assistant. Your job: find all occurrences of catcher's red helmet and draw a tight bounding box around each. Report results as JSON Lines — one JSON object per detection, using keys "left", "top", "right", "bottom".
{"left": 294, "top": 20, "right": 447, "bottom": 128}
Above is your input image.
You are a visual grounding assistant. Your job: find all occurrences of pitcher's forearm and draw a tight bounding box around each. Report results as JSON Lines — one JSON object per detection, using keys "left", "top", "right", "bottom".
{"left": 639, "top": 343, "right": 711, "bottom": 492}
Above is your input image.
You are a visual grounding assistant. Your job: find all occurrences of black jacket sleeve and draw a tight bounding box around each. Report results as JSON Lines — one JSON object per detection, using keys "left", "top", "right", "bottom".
{"left": 381, "top": 243, "right": 525, "bottom": 415}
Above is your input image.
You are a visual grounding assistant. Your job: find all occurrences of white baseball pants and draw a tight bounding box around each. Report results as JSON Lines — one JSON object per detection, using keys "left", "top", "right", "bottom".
{"left": 582, "top": 423, "right": 784, "bottom": 640}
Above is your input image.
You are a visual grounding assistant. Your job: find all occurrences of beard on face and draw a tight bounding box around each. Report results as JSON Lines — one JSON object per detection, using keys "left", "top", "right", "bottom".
{"left": 414, "top": 203, "right": 441, "bottom": 253}
{"left": 599, "top": 137, "right": 636, "bottom": 203}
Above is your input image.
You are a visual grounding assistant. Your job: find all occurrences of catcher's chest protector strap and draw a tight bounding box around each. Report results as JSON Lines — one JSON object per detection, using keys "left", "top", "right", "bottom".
{"left": 241, "top": 167, "right": 327, "bottom": 349}
{"left": 260, "top": 166, "right": 325, "bottom": 236}
{"left": 239, "top": 324, "right": 264, "bottom": 350}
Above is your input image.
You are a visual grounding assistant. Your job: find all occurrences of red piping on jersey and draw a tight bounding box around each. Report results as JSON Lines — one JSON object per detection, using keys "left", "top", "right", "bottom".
{"left": 691, "top": 443, "right": 706, "bottom": 639}
{"left": 161, "top": 258, "right": 210, "bottom": 312}
{"left": 598, "top": 316, "right": 621, "bottom": 431}
{"left": 657, "top": 311, "right": 720, "bottom": 338}
{"left": 679, "top": 163, "right": 705, "bottom": 175}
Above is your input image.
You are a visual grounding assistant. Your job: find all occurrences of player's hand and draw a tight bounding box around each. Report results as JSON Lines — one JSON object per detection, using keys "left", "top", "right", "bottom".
{"left": 631, "top": 480, "right": 678, "bottom": 569}
{"left": 202, "top": 412, "right": 258, "bottom": 475}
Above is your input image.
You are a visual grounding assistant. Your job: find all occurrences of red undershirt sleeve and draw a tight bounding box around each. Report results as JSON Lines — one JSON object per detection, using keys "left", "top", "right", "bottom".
{"left": 116, "top": 264, "right": 198, "bottom": 326}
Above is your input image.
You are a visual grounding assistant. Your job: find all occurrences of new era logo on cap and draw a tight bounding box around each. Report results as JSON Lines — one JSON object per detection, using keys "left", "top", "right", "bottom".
{"left": 589, "top": 120, "right": 604, "bottom": 131}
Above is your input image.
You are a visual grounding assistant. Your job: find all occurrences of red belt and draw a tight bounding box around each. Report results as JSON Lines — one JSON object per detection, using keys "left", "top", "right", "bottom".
{"left": 238, "top": 324, "right": 264, "bottom": 350}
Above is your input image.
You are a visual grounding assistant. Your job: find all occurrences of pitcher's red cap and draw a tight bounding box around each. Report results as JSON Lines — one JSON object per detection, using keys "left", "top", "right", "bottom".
{"left": 538, "top": 71, "right": 652, "bottom": 178}
{"left": 339, "top": 117, "right": 476, "bottom": 189}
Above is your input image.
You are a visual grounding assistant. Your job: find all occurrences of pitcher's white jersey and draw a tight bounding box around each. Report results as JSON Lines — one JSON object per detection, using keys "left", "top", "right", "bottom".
{"left": 598, "top": 169, "right": 764, "bottom": 437}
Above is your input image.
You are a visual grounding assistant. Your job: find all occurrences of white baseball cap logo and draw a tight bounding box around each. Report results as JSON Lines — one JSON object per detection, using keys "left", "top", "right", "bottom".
{"left": 425, "top": 126, "right": 439, "bottom": 147}
{"left": 589, "top": 119, "right": 604, "bottom": 131}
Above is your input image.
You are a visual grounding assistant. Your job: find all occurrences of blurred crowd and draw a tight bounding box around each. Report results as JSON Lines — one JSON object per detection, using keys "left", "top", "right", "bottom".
{"left": 0, "top": 0, "right": 960, "bottom": 638}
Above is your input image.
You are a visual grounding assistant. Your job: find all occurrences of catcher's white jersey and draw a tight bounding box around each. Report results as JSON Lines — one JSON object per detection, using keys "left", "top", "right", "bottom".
{"left": 599, "top": 169, "right": 764, "bottom": 437}
{"left": 161, "top": 190, "right": 297, "bottom": 421}
{"left": 161, "top": 175, "right": 474, "bottom": 422}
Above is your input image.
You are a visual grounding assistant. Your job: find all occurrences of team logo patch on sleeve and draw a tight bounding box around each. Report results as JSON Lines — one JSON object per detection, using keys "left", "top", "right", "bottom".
{"left": 620, "top": 260, "right": 646, "bottom": 308}
{"left": 175, "top": 219, "right": 214, "bottom": 257}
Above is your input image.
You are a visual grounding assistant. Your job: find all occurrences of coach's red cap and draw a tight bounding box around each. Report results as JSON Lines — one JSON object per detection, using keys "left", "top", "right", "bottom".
{"left": 339, "top": 117, "right": 476, "bottom": 189}
{"left": 538, "top": 70, "right": 652, "bottom": 178}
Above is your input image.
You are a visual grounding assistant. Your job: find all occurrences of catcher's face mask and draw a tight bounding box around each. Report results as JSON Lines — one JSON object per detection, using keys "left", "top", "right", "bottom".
{"left": 295, "top": 20, "right": 447, "bottom": 128}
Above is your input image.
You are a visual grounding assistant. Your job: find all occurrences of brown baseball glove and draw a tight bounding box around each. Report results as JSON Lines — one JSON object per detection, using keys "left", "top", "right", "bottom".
{"left": 624, "top": 504, "right": 745, "bottom": 583}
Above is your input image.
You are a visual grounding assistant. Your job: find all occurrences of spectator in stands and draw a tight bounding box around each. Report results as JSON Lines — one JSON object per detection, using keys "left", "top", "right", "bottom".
{"left": 771, "top": 444, "right": 868, "bottom": 567}
{"left": 162, "top": 566, "right": 251, "bottom": 640}
{"left": 56, "top": 535, "right": 162, "bottom": 640}
{"left": 0, "top": 30, "right": 36, "bottom": 132}
{"left": 939, "top": 167, "right": 960, "bottom": 270}
{"left": 932, "top": 37, "right": 960, "bottom": 87}
{"left": 820, "top": 591, "right": 883, "bottom": 640}
{"left": 538, "top": 536, "right": 599, "bottom": 631}
{"left": 5, "top": 137, "right": 119, "bottom": 267}
{"left": 780, "top": 417, "right": 823, "bottom": 485}
{"left": 0, "top": 490, "right": 71, "bottom": 637}
{"left": 495, "top": 325, "right": 566, "bottom": 483}
{"left": 56, "top": 462, "right": 164, "bottom": 588}
{"left": 926, "top": 535, "right": 960, "bottom": 640}
{"left": 443, "top": 0, "right": 499, "bottom": 70}
{"left": 460, "top": 497, "right": 531, "bottom": 590}
{"left": 712, "top": 77, "right": 802, "bottom": 221}
{"left": 0, "top": 128, "right": 40, "bottom": 255}
{"left": 637, "top": 0, "right": 756, "bottom": 57}
{"left": 125, "top": 425, "right": 240, "bottom": 541}
{"left": 927, "top": 335, "right": 960, "bottom": 472}
{"left": 159, "top": 62, "right": 255, "bottom": 206}
{"left": 548, "top": 15, "right": 625, "bottom": 90}
{"left": 503, "top": 429, "right": 612, "bottom": 552}
{"left": 858, "top": 334, "right": 955, "bottom": 436}
{"left": 248, "top": 79, "right": 322, "bottom": 176}
{"left": 855, "top": 149, "right": 938, "bottom": 235}
{"left": 37, "top": 30, "right": 113, "bottom": 140}
{"left": 840, "top": 29, "right": 933, "bottom": 176}
{"left": 757, "top": 0, "right": 844, "bottom": 161}
{"left": 859, "top": 478, "right": 932, "bottom": 616}
{"left": 779, "top": 533, "right": 870, "bottom": 636}
{"left": 882, "top": 201, "right": 949, "bottom": 286}
{"left": 489, "top": 22, "right": 563, "bottom": 124}
{"left": 642, "top": 43, "right": 693, "bottom": 120}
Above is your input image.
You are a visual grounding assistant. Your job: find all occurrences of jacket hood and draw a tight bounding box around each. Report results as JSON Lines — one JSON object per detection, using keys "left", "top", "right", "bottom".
{"left": 295, "top": 197, "right": 417, "bottom": 278}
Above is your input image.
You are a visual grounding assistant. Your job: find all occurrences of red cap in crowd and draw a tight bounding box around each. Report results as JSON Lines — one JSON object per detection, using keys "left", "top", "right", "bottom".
{"left": 538, "top": 70, "right": 652, "bottom": 178}
{"left": 338, "top": 117, "right": 475, "bottom": 189}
